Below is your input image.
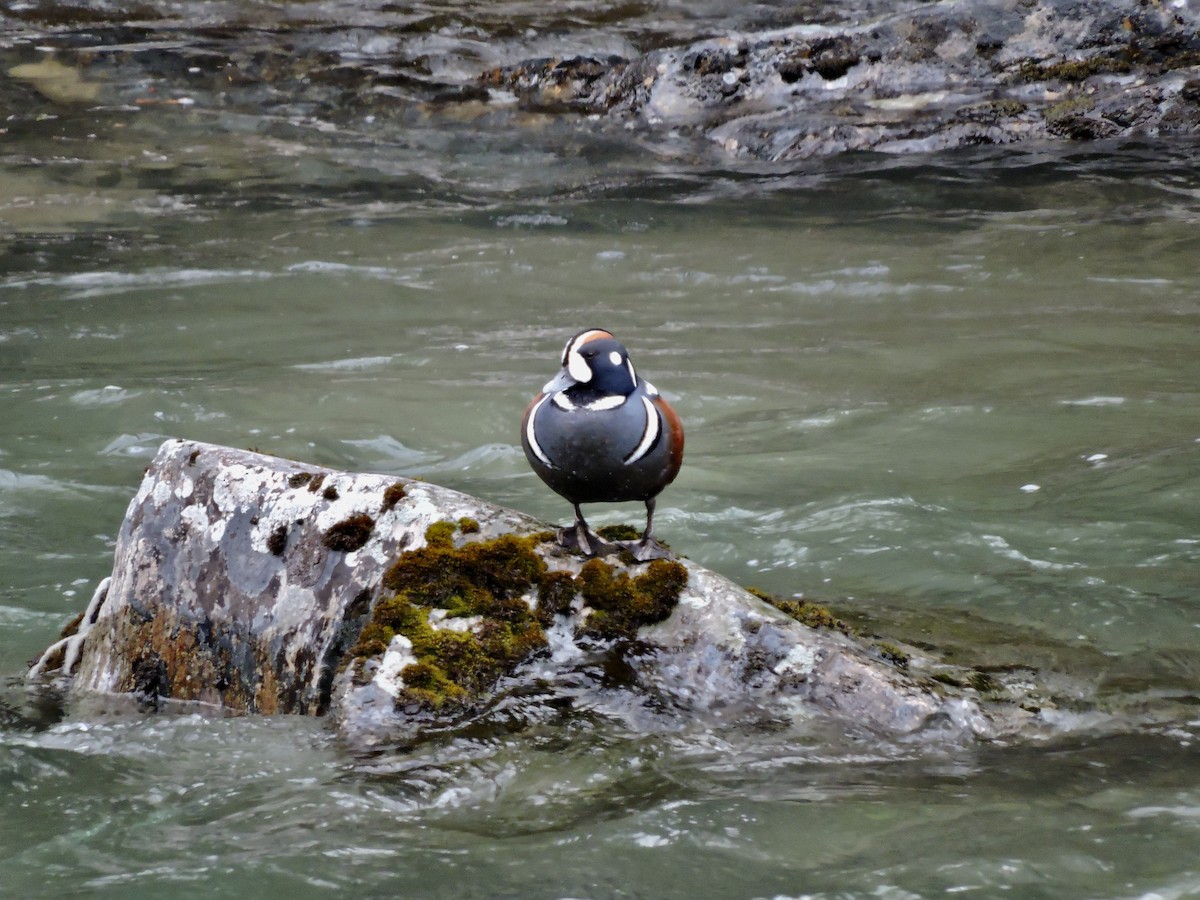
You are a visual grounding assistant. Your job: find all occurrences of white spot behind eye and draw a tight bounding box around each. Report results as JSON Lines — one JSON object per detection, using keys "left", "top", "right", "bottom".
{"left": 609, "top": 350, "right": 622, "bottom": 366}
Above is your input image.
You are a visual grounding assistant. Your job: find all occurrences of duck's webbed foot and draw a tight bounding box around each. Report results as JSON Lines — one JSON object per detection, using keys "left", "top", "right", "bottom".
{"left": 556, "top": 505, "right": 619, "bottom": 557}
{"left": 556, "top": 524, "right": 619, "bottom": 557}
{"left": 619, "top": 536, "right": 676, "bottom": 562}
{"left": 619, "top": 498, "right": 676, "bottom": 561}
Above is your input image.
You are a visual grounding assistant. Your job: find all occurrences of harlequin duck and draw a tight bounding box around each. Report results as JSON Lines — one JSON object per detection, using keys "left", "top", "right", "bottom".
{"left": 521, "top": 328, "right": 684, "bottom": 561}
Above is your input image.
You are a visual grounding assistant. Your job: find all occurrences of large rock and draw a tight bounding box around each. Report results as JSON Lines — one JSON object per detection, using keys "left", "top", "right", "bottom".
{"left": 29, "top": 439, "right": 1012, "bottom": 747}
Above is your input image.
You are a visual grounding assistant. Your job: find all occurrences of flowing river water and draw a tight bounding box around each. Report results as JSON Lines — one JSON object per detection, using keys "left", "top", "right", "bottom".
{"left": 2, "top": 2, "right": 1200, "bottom": 897}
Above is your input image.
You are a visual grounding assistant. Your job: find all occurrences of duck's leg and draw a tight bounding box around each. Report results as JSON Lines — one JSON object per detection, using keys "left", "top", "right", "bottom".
{"left": 556, "top": 503, "right": 619, "bottom": 557}
{"left": 624, "top": 497, "right": 675, "bottom": 562}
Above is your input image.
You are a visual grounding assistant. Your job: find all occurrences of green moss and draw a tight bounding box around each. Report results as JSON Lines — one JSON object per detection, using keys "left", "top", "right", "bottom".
{"left": 1044, "top": 92, "right": 1094, "bottom": 123}
{"left": 458, "top": 517, "right": 480, "bottom": 534}
{"left": 987, "top": 98, "right": 1027, "bottom": 118}
{"left": 422, "top": 520, "right": 458, "bottom": 548}
{"left": 596, "top": 523, "right": 641, "bottom": 542}
{"left": 390, "top": 527, "right": 547, "bottom": 603}
{"left": 380, "top": 481, "right": 407, "bottom": 513}
{"left": 1018, "top": 55, "right": 1131, "bottom": 83}
{"left": 399, "top": 661, "right": 467, "bottom": 707}
{"left": 967, "top": 669, "right": 1002, "bottom": 694}
{"left": 959, "top": 98, "right": 1027, "bottom": 124}
{"left": 874, "top": 641, "right": 911, "bottom": 670}
{"left": 351, "top": 524, "right": 552, "bottom": 711}
{"left": 930, "top": 671, "right": 964, "bottom": 688}
{"left": 748, "top": 587, "right": 856, "bottom": 637}
{"left": 323, "top": 513, "right": 375, "bottom": 552}
{"left": 536, "top": 570, "right": 579, "bottom": 626}
{"left": 577, "top": 557, "right": 688, "bottom": 640}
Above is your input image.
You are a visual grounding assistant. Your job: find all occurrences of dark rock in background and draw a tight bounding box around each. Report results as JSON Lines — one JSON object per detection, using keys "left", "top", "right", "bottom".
{"left": 484, "top": 0, "right": 1200, "bottom": 158}
{"left": 2, "top": 0, "right": 1196, "bottom": 162}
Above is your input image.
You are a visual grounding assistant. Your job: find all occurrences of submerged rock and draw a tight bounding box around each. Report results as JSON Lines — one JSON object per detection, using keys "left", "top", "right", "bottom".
{"left": 30, "top": 439, "right": 1013, "bottom": 747}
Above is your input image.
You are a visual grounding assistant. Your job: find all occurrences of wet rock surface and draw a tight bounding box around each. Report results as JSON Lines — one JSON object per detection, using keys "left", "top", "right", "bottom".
{"left": 484, "top": 0, "right": 1200, "bottom": 158}
{"left": 29, "top": 439, "right": 1022, "bottom": 748}
{"left": 2, "top": 0, "right": 1197, "bottom": 163}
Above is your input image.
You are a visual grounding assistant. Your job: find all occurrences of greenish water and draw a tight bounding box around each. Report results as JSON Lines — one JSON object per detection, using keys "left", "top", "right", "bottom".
{"left": 3, "top": 15, "right": 1200, "bottom": 896}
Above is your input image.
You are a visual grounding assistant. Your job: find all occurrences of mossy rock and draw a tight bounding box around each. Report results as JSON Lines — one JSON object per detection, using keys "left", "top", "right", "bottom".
{"left": 350, "top": 521, "right": 552, "bottom": 711}
{"left": 873, "top": 641, "right": 911, "bottom": 670}
{"left": 596, "top": 523, "right": 642, "bottom": 542}
{"left": 536, "top": 570, "right": 579, "bottom": 627}
{"left": 747, "top": 587, "right": 855, "bottom": 637}
{"left": 577, "top": 557, "right": 689, "bottom": 640}
{"left": 1018, "top": 55, "right": 1132, "bottom": 83}
{"left": 348, "top": 520, "right": 691, "bottom": 711}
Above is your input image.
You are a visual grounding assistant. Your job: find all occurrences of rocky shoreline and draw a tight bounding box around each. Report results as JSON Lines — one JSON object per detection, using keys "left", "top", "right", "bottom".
{"left": 482, "top": 0, "right": 1200, "bottom": 158}
{"left": 3, "top": 0, "right": 1197, "bottom": 163}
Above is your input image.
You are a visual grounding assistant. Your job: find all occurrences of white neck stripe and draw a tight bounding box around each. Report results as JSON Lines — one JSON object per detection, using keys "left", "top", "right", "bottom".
{"left": 525, "top": 395, "right": 555, "bottom": 468}
{"left": 624, "top": 396, "right": 660, "bottom": 465}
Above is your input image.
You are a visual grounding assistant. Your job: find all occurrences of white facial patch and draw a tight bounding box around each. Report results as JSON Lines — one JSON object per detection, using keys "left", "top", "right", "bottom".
{"left": 567, "top": 348, "right": 592, "bottom": 383}
{"left": 609, "top": 350, "right": 623, "bottom": 367}
{"left": 627, "top": 360, "right": 637, "bottom": 385}
{"left": 562, "top": 329, "right": 609, "bottom": 384}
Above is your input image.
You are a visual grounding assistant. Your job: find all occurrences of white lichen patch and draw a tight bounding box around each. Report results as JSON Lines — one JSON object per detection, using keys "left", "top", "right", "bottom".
{"left": 427, "top": 609, "right": 482, "bottom": 633}
{"left": 398, "top": 489, "right": 445, "bottom": 539}
{"left": 179, "top": 504, "right": 210, "bottom": 535}
{"left": 674, "top": 567, "right": 711, "bottom": 609}
{"left": 211, "top": 463, "right": 254, "bottom": 514}
{"left": 772, "top": 642, "right": 819, "bottom": 677}
{"left": 373, "top": 634, "right": 417, "bottom": 698}
{"left": 268, "top": 582, "right": 324, "bottom": 634}
{"left": 152, "top": 479, "right": 173, "bottom": 507}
